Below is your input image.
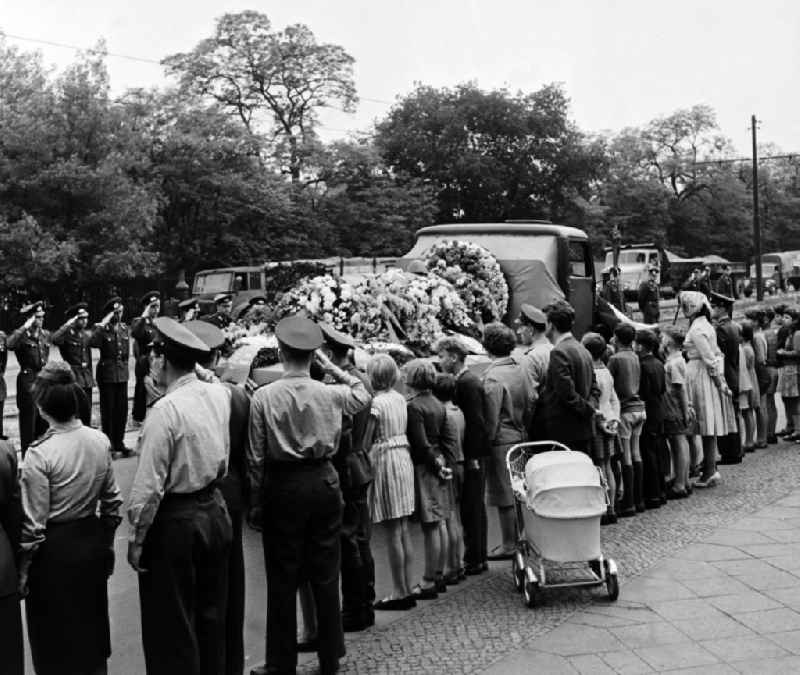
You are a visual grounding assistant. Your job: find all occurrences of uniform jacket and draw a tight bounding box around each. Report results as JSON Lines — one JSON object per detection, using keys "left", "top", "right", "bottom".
{"left": 715, "top": 318, "right": 742, "bottom": 395}
{"left": 539, "top": 334, "right": 600, "bottom": 442}
{"left": 91, "top": 322, "right": 130, "bottom": 384}
{"left": 7, "top": 326, "right": 49, "bottom": 376}
{"left": 202, "top": 312, "right": 233, "bottom": 330}
{"left": 637, "top": 281, "right": 660, "bottom": 321}
{"left": 715, "top": 274, "right": 734, "bottom": 298}
{"left": 0, "top": 439, "right": 22, "bottom": 598}
{"left": 51, "top": 324, "right": 95, "bottom": 388}
{"left": 333, "top": 364, "right": 374, "bottom": 492}
{"left": 220, "top": 383, "right": 250, "bottom": 514}
{"left": 131, "top": 316, "right": 158, "bottom": 358}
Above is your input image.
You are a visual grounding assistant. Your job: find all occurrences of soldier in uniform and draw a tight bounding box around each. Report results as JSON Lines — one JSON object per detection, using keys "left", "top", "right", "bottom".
{"left": 7, "top": 301, "right": 50, "bottom": 452}
{"left": 637, "top": 265, "right": 661, "bottom": 324}
{"left": 131, "top": 292, "right": 161, "bottom": 426}
{"left": 91, "top": 296, "right": 131, "bottom": 457}
{"left": 715, "top": 264, "right": 735, "bottom": 298}
{"left": 203, "top": 293, "right": 235, "bottom": 330}
{"left": 127, "top": 317, "right": 232, "bottom": 675}
{"left": 320, "top": 322, "right": 375, "bottom": 633}
{"left": 51, "top": 303, "right": 95, "bottom": 426}
{"left": 514, "top": 304, "right": 553, "bottom": 418}
{"left": 601, "top": 267, "right": 626, "bottom": 312}
{"left": 248, "top": 316, "right": 371, "bottom": 675}
{"left": 0, "top": 329, "right": 7, "bottom": 438}
{"left": 178, "top": 298, "right": 199, "bottom": 323}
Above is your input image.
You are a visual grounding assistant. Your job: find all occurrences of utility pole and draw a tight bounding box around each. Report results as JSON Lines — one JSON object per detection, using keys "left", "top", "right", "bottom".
{"left": 752, "top": 114, "right": 763, "bottom": 300}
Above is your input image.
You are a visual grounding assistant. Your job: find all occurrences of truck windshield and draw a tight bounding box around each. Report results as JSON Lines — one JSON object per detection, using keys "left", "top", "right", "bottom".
{"left": 193, "top": 272, "right": 233, "bottom": 295}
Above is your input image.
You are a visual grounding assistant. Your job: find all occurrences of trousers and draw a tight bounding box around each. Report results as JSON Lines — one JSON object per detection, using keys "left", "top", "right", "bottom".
{"left": 225, "top": 509, "right": 245, "bottom": 675}
{"left": 139, "top": 491, "right": 232, "bottom": 675}
{"left": 461, "top": 460, "right": 488, "bottom": 567}
{"left": 16, "top": 372, "right": 47, "bottom": 453}
{"left": 133, "top": 356, "right": 149, "bottom": 423}
{"left": 98, "top": 382, "right": 128, "bottom": 451}
{"left": 262, "top": 461, "right": 345, "bottom": 673}
{"left": 341, "top": 484, "right": 375, "bottom": 626}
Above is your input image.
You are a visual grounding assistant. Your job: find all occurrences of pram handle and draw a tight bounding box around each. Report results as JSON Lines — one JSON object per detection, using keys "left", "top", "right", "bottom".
{"left": 505, "top": 441, "right": 574, "bottom": 491}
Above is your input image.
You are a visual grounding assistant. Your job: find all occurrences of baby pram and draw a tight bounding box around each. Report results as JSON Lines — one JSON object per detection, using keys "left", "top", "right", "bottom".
{"left": 506, "top": 442, "right": 620, "bottom": 608}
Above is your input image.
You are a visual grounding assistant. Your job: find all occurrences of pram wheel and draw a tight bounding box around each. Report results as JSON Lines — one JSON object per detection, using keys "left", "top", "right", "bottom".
{"left": 605, "top": 560, "right": 619, "bottom": 601}
{"left": 523, "top": 573, "right": 542, "bottom": 608}
{"left": 511, "top": 554, "right": 525, "bottom": 592}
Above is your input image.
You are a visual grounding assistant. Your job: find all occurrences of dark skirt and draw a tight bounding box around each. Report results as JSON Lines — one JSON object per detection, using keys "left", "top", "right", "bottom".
{"left": 26, "top": 516, "right": 111, "bottom": 675}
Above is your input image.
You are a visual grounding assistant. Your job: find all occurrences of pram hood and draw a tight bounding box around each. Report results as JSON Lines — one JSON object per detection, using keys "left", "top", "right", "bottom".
{"left": 524, "top": 451, "right": 606, "bottom": 519}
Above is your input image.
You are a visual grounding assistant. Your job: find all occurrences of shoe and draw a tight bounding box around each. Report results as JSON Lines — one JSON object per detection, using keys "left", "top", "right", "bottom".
{"left": 618, "top": 506, "right": 636, "bottom": 518}
{"left": 645, "top": 498, "right": 662, "bottom": 510}
{"left": 458, "top": 567, "right": 467, "bottom": 581}
{"left": 487, "top": 546, "right": 515, "bottom": 561}
{"left": 695, "top": 471, "right": 721, "bottom": 488}
{"left": 600, "top": 513, "right": 618, "bottom": 526}
{"left": 768, "top": 436, "right": 778, "bottom": 444}
{"left": 374, "top": 596, "right": 414, "bottom": 611}
{"left": 320, "top": 659, "right": 340, "bottom": 675}
{"left": 297, "top": 637, "right": 318, "bottom": 653}
{"left": 410, "top": 583, "right": 438, "bottom": 600}
{"left": 115, "top": 446, "right": 134, "bottom": 458}
{"left": 481, "top": 562, "right": 489, "bottom": 572}
{"left": 343, "top": 611, "right": 374, "bottom": 631}
{"left": 755, "top": 442, "right": 768, "bottom": 449}
{"left": 464, "top": 564, "right": 484, "bottom": 576}
{"left": 443, "top": 570, "right": 461, "bottom": 586}
{"left": 667, "top": 488, "right": 689, "bottom": 500}
{"left": 435, "top": 575, "right": 447, "bottom": 593}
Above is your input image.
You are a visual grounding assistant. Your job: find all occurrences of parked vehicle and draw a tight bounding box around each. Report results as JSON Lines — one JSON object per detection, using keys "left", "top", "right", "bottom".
{"left": 758, "top": 251, "right": 800, "bottom": 292}
{"left": 603, "top": 244, "right": 747, "bottom": 299}
{"left": 401, "top": 220, "right": 597, "bottom": 336}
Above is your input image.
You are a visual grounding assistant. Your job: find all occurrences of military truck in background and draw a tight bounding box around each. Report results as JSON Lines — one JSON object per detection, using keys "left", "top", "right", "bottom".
{"left": 603, "top": 243, "right": 747, "bottom": 299}
{"left": 401, "top": 220, "right": 597, "bottom": 337}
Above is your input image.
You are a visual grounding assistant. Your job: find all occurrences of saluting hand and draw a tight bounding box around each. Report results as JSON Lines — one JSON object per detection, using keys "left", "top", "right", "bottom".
{"left": 101, "top": 311, "right": 115, "bottom": 326}
{"left": 128, "top": 541, "right": 147, "bottom": 574}
{"left": 23, "top": 315, "right": 35, "bottom": 330}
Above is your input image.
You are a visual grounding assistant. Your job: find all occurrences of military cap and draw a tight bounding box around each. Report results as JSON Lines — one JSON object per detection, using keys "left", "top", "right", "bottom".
{"left": 214, "top": 293, "right": 233, "bottom": 305}
{"left": 101, "top": 296, "right": 124, "bottom": 315}
{"left": 178, "top": 298, "right": 199, "bottom": 311}
{"left": 275, "top": 315, "right": 323, "bottom": 351}
{"left": 247, "top": 296, "right": 267, "bottom": 308}
{"left": 20, "top": 300, "right": 45, "bottom": 316}
{"left": 140, "top": 290, "right": 161, "bottom": 307}
{"left": 183, "top": 320, "right": 226, "bottom": 350}
{"left": 65, "top": 302, "right": 89, "bottom": 319}
{"left": 153, "top": 317, "right": 210, "bottom": 356}
{"left": 518, "top": 303, "right": 546, "bottom": 326}
{"left": 709, "top": 291, "right": 735, "bottom": 308}
{"left": 319, "top": 322, "right": 355, "bottom": 350}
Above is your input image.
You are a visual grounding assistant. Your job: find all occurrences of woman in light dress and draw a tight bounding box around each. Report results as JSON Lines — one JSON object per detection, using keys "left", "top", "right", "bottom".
{"left": 680, "top": 291, "right": 732, "bottom": 488}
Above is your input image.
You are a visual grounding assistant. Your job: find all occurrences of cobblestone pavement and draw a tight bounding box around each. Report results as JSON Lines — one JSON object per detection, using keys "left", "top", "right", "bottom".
{"left": 301, "top": 439, "right": 800, "bottom": 674}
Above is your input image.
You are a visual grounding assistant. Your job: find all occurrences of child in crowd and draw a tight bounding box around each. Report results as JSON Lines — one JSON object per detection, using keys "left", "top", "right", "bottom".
{"left": 432, "top": 373, "right": 466, "bottom": 584}
{"left": 635, "top": 329, "right": 667, "bottom": 510}
{"left": 582, "top": 332, "right": 620, "bottom": 525}
{"left": 608, "top": 323, "right": 646, "bottom": 517}
{"left": 365, "top": 354, "right": 417, "bottom": 611}
{"left": 739, "top": 320, "right": 760, "bottom": 452}
{"left": 661, "top": 327, "right": 693, "bottom": 498}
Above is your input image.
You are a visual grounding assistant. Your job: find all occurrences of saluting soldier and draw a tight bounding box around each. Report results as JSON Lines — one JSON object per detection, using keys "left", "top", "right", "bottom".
{"left": 637, "top": 265, "right": 661, "bottom": 324}
{"left": 127, "top": 317, "right": 232, "bottom": 675}
{"left": 248, "top": 316, "right": 371, "bottom": 675}
{"left": 131, "top": 292, "right": 161, "bottom": 426}
{"left": 7, "top": 301, "right": 50, "bottom": 452}
{"left": 51, "top": 302, "right": 95, "bottom": 426}
{"left": 185, "top": 319, "right": 250, "bottom": 675}
{"left": 601, "top": 267, "right": 626, "bottom": 312}
{"left": 177, "top": 298, "right": 199, "bottom": 323}
{"left": 320, "top": 322, "right": 375, "bottom": 633}
{"left": 91, "top": 296, "right": 131, "bottom": 458}
{"left": 203, "top": 293, "right": 235, "bottom": 330}
{"left": 0, "top": 329, "right": 7, "bottom": 438}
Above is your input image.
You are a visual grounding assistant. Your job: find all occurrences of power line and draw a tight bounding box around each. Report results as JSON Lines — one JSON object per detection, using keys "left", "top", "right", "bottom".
{"left": 1, "top": 32, "right": 395, "bottom": 106}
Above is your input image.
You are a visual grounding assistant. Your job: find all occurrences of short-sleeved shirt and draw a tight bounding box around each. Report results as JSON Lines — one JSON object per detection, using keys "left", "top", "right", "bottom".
{"left": 370, "top": 389, "right": 408, "bottom": 447}
{"left": 665, "top": 352, "right": 686, "bottom": 388}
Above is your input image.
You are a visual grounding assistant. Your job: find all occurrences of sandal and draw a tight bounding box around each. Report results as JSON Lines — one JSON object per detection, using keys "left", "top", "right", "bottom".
{"left": 410, "top": 581, "right": 438, "bottom": 600}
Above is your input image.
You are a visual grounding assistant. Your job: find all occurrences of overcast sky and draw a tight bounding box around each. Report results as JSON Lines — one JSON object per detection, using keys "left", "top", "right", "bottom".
{"left": 2, "top": 0, "right": 798, "bottom": 154}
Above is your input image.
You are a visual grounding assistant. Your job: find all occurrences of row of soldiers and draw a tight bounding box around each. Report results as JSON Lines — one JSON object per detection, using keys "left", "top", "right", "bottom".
{"left": 0, "top": 290, "right": 241, "bottom": 453}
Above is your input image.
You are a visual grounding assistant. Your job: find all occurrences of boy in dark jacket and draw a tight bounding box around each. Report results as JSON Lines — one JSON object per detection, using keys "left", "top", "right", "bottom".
{"left": 636, "top": 330, "right": 667, "bottom": 510}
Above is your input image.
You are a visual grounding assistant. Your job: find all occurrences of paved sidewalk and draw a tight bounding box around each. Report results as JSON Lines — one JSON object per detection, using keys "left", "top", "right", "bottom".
{"left": 484, "top": 489, "right": 800, "bottom": 674}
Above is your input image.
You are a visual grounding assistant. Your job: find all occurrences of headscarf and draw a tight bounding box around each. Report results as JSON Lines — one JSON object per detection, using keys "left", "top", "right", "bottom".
{"left": 679, "top": 291, "right": 711, "bottom": 317}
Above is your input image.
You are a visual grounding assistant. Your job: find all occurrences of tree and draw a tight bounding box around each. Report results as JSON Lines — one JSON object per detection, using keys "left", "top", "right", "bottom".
{"left": 375, "top": 82, "right": 605, "bottom": 222}
{"left": 312, "top": 140, "right": 438, "bottom": 256}
{"left": 163, "top": 11, "right": 357, "bottom": 182}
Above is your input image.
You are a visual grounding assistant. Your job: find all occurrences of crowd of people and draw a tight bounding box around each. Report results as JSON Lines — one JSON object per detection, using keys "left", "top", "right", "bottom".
{"left": 0, "top": 283, "right": 797, "bottom": 675}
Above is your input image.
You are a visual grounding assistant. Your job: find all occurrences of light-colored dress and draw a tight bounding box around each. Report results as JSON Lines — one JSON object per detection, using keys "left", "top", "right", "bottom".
{"left": 778, "top": 331, "right": 800, "bottom": 399}
{"left": 684, "top": 315, "right": 727, "bottom": 436}
{"left": 739, "top": 343, "right": 760, "bottom": 410}
{"left": 368, "top": 389, "right": 414, "bottom": 523}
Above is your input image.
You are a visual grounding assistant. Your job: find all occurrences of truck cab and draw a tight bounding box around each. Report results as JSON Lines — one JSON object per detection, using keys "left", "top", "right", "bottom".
{"left": 603, "top": 246, "right": 664, "bottom": 299}
{"left": 401, "top": 221, "right": 596, "bottom": 336}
